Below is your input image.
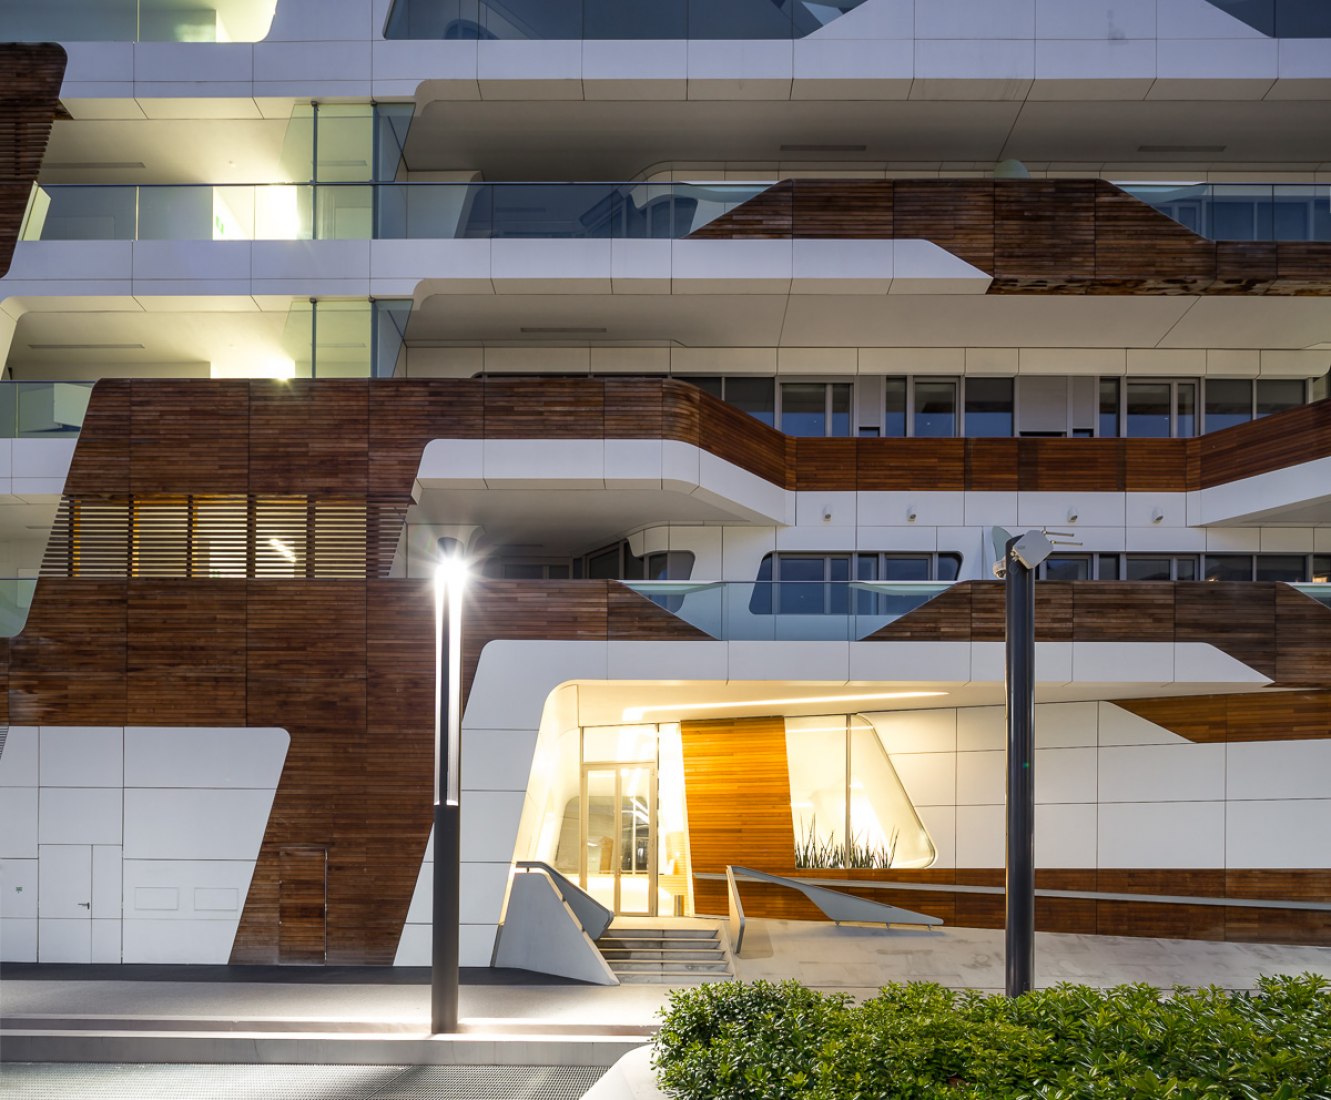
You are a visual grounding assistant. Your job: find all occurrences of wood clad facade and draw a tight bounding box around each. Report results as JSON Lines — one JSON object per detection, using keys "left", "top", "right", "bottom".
{"left": 689, "top": 178, "right": 1331, "bottom": 295}
{"left": 57, "top": 378, "right": 1331, "bottom": 504}
{"left": 0, "top": 44, "right": 66, "bottom": 279}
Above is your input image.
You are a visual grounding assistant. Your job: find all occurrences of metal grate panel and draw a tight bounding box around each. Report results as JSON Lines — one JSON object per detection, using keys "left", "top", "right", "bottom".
{"left": 0, "top": 1064, "right": 607, "bottom": 1100}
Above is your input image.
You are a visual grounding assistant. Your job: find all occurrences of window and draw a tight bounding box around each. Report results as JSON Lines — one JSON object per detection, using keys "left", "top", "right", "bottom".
{"left": 1204, "top": 378, "right": 1307, "bottom": 432}
{"left": 1098, "top": 378, "right": 1120, "bottom": 438}
{"left": 963, "top": 377, "right": 1014, "bottom": 438}
{"left": 884, "top": 377, "right": 907, "bottom": 438}
{"left": 751, "top": 552, "right": 961, "bottom": 615}
{"left": 1257, "top": 379, "right": 1306, "bottom": 418}
{"left": 1040, "top": 554, "right": 1202, "bottom": 581}
{"left": 913, "top": 379, "right": 957, "bottom": 438}
{"left": 779, "top": 382, "right": 852, "bottom": 438}
{"left": 1205, "top": 378, "right": 1253, "bottom": 433}
{"left": 677, "top": 376, "right": 774, "bottom": 427}
{"left": 1042, "top": 555, "right": 1092, "bottom": 581}
{"left": 1314, "top": 556, "right": 1331, "bottom": 584}
{"left": 577, "top": 541, "right": 694, "bottom": 582}
{"left": 1117, "top": 379, "right": 1199, "bottom": 438}
{"left": 1203, "top": 554, "right": 1324, "bottom": 583}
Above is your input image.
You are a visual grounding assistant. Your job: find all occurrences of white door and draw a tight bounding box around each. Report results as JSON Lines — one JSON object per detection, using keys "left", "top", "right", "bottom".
{"left": 38, "top": 844, "right": 91, "bottom": 962}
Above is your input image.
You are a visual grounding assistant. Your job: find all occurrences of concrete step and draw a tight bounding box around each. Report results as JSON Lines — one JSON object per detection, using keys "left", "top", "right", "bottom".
{"left": 600, "top": 949, "right": 723, "bottom": 962}
{"left": 615, "top": 971, "right": 730, "bottom": 985}
{"left": 610, "top": 960, "right": 730, "bottom": 973}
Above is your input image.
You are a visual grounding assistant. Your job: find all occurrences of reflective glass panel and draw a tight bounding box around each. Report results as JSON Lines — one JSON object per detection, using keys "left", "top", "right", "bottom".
{"left": 726, "top": 377, "right": 775, "bottom": 427}
{"left": 830, "top": 383, "right": 852, "bottom": 438}
{"left": 1257, "top": 379, "right": 1305, "bottom": 418}
{"left": 1126, "top": 557, "right": 1172, "bottom": 582}
{"left": 1177, "top": 558, "right": 1198, "bottom": 581}
{"left": 963, "top": 377, "right": 1014, "bottom": 438}
{"left": 1099, "top": 377, "right": 1120, "bottom": 438}
{"left": 913, "top": 380, "right": 956, "bottom": 438}
{"left": 1256, "top": 555, "right": 1307, "bottom": 582}
{"left": 1126, "top": 382, "right": 1172, "bottom": 438}
{"left": 780, "top": 383, "right": 829, "bottom": 437}
{"left": 884, "top": 377, "right": 907, "bottom": 438}
{"left": 1177, "top": 381, "right": 1197, "bottom": 438}
{"left": 1045, "top": 556, "right": 1091, "bottom": 581}
{"left": 1206, "top": 378, "right": 1253, "bottom": 433}
{"left": 1205, "top": 555, "right": 1254, "bottom": 582}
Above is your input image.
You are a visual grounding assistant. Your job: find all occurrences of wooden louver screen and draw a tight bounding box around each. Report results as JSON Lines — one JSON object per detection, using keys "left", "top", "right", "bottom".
{"left": 41, "top": 494, "right": 408, "bottom": 579}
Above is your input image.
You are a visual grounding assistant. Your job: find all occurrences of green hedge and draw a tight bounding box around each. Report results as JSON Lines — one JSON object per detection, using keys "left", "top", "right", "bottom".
{"left": 653, "top": 977, "right": 1331, "bottom": 1099}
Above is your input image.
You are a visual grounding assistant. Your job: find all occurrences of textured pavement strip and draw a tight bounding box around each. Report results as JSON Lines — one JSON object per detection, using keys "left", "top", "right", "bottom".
{"left": 0, "top": 1063, "right": 607, "bottom": 1100}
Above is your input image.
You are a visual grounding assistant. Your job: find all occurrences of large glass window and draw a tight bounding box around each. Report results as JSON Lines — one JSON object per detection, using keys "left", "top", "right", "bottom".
{"left": 1205, "top": 555, "right": 1255, "bottom": 582}
{"left": 963, "top": 378, "right": 1014, "bottom": 438}
{"left": 1099, "top": 377, "right": 1120, "bottom": 438}
{"left": 1125, "top": 382, "right": 1173, "bottom": 438}
{"left": 914, "top": 380, "right": 957, "bottom": 438}
{"left": 884, "top": 377, "right": 907, "bottom": 438}
{"left": 779, "top": 382, "right": 852, "bottom": 438}
{"left": 1257, "top": 379, "right": 1306, "bottom": 418}
{"left": 786, "top": 714, "right": 935, "bottom": 872}
{"left": 1205, "top": 378, "right": 1254, "bottom": 433}
{"left": 1255, "top": 555, "right": 1307, "bottom": 582}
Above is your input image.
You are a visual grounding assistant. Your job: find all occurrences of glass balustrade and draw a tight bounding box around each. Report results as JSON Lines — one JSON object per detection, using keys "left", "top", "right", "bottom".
{"left": 1290, "top": 583, "right": 1331, "bottom": 610}
{"left": 0, "top": 383, "right": 94, "bottom": 438}
{"left": 0, "top": 580, "right": 37, "bottom": 638}
{"left": 1120, "top": 183, "right": 1331, "bottom": 242}
{"left": 383, "top": 0, "right": 869, "bottom": 40}
{"left": 22, "top": 182, "right": 768, "bottom": 242}
{"left": 0, "top": 0, "right": 277, "bottom": 42}
{"left": 621, "top": 580, "right": 953, "bottom": 641}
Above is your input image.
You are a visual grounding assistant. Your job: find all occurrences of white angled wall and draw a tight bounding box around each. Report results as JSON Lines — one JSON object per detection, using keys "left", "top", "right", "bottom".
{"left": 871, "top": 702, "right": 1331, "bottom": 876}
{"left": 0, "top": 726, "right": 288, "bottom": 964}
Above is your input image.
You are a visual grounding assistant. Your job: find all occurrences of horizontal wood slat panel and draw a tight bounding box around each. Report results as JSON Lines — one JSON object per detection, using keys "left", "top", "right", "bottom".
{"left": 688, "top": 178, "right": 1331, "bottom": 294}
{"left": 61, "top": 380, "right": 1331, "bottom": 502}
{"left": 0, "top": 44, "right": 66, "bottom": 278}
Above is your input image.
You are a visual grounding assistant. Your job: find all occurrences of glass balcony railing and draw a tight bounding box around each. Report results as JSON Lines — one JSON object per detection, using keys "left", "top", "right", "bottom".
{"left": 22, "top": 182, "right": 768, "bottom": 243}
{"left": 622, "top": 580, "right": 953, "bottom": 641}
{"left": 1120, "top": 184, "right": 1331, "bottom": 243}
{"left": 0, "top": 0, "right": 277, "bottom": 42}
{"left": 1290, "top": 583, "right": 1331, "bottom": 610}
{"left": 0, "top": 382, "right": 93, "bottom": 438}
{"left": 383, "top": 0, "right": 869, "bottom": 40}
{"left": 0, "top": 580, "right": 38, "bottom": 638}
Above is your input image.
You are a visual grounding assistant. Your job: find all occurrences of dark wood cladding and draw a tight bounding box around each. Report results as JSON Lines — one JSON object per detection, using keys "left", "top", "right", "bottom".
{"left": 874, "top": 580, "right": 1331, "bottom": 689}
{"left": 63, "top": 379, "right": 1331, "bottom": 500}
{"left": 1118, "top": 690, "right": 1331, "bottom": 744}
{"left": 690, "top": 178, "right": 1331, "bottom": 295}
{"left": 2, "top": 576, "right": 709, "bottom": 963}
{"left": 0, "top": 44, "right": 67, "bottom": 279}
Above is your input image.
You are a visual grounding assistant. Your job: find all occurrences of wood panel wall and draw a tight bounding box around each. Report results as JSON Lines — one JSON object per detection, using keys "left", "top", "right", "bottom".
{"left": 63, "top": 379, "right": 1331, "bottom": 503}
{"left": 689, "top": 178, "right": 1331, "bottom": 295}
{"left": 0, "top": 44, "right": 66, "bottom": 279}
{"left": 675, "top": 712, "right": 1331, "bottom": 944}
{"left": 3, "top": 577, "right": 704, "bottom": 963}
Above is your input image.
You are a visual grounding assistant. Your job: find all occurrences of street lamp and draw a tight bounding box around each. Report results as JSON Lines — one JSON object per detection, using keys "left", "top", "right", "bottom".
{"left": 991, "top": 528, "right": 1074, "bottom": 998}
{"left": 432, "top": 551, "right": 468, "bottom": 1033}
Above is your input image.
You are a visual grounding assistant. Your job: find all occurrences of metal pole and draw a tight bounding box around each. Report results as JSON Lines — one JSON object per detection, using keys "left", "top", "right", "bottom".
{"left": 1004, "top": 536, "right": 1036, "bottom": 997}
{"left": 431, "top": 575, "right": 461, "bottom": 1033}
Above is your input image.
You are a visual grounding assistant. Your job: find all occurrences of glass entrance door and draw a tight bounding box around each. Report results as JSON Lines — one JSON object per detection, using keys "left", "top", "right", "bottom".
{"left": 580, "top": 764, "right": 657, "bottom": 916}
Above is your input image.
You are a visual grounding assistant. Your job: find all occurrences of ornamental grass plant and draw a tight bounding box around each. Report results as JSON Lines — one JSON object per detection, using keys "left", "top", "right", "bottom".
{"left": 653, "top": 976, "right": 1331, "bottom": 1099}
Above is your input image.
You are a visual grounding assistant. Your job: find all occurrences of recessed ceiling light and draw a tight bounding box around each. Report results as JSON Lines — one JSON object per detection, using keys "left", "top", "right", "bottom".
{"left": 44, "top": 161, "right": 145, "bottom": 170}
{"left": 28, "top": 343, "right": 145, "bottom": 350}
{"left": 1136, "top": 145, "right": 1226, "bottom": 154}
{"left": 623, "top": 690, "right": 947, "bottom": 722}
{"left": 781, "top": 144, "right": 867, "bottom": 153}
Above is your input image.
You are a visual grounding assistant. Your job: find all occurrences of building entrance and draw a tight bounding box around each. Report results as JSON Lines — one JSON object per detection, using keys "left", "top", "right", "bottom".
{"left": 580, "top": 763, "right": 657, "bottom": 916}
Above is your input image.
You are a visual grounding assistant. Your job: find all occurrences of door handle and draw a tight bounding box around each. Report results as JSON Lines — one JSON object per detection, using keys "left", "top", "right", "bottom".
{"left": 77, "top": 902, "right": 90, "bottom": 909}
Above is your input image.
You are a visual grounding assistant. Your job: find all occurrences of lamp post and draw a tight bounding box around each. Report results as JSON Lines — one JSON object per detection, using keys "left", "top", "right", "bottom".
{"left": 992, "top": 528, "right": 1070, "bottom": 998}
{"left": 432, "top": 553, "right": 468, "bottom": 1034}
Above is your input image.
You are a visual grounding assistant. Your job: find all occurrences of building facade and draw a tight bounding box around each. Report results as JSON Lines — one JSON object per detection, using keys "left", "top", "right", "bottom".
{"left": 1, "top": 0, "right": 1331, "bottom": 970}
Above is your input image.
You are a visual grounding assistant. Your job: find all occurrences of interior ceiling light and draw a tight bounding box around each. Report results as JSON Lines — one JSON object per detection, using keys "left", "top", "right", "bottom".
{"left": 520, "top": 327, "right": 608, "bottom": 334}
{"left": 268, "top": 538, "right": 297, "bottom": 563}
{"left": 29, "top": 343, "right": 145, "bottom": 350}
{"left": 623, "top": 690, "right": 947, "bottom": 722}
{"left": 44, "top": 161, "right": 145, "bottom": 170}
{"left": 781, "top": 144, "right": 867, "bottom": 153}
{"left": 1136, "top": 144, "right": 1226, "bottom": 153}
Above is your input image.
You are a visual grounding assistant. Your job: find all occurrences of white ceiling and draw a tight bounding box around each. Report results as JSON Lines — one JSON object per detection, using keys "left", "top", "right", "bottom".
{"left": 569, "top": 677, "right": 1271, "bottom": 727}
{"left": 405, "top": 97, "right": 1331, "bottom": 179}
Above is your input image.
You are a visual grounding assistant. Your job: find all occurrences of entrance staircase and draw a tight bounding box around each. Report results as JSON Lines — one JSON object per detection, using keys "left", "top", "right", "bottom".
{"left": 597, "top": 921, "right": 733, "bottom": 985}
